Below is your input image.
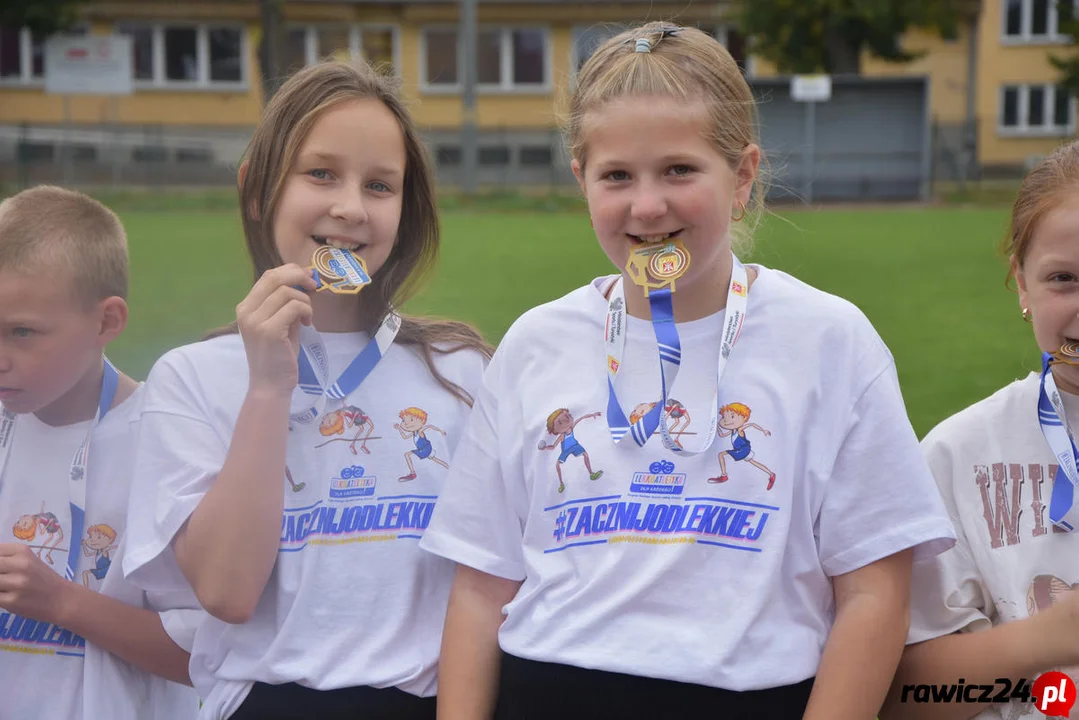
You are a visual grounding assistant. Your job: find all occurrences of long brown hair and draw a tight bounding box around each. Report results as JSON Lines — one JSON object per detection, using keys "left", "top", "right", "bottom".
{"left": 210, "top": 60, "right": 492, "bottom": 405}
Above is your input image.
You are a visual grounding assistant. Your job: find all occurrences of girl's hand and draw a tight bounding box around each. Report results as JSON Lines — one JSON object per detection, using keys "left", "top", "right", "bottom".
{"left": 0, "top": 544, "right": 69, "bottom": 624}
{"left": 236, "top": 265, "right": 318, "bottom": 397}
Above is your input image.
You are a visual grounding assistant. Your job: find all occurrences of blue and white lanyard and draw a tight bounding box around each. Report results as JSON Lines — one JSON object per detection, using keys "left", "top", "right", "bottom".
{"left": 605, "top": 254, "right": 749, "bottom": 454}
{"left": 289, "top": 310, "right": 401, "bottom": 425}
{"left": 1039, "top": 352, "right": 1079, "bottom": 531}
{"left": 0, "top": 357, "right": 120, "bottom": 581}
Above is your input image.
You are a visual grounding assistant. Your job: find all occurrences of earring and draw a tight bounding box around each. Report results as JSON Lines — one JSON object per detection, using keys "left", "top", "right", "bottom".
{"left": 731, "top": 200, "right": 747, "bottom": 223}
{"left": 1022, "top": 308, "right": 1032, "bottom": 322}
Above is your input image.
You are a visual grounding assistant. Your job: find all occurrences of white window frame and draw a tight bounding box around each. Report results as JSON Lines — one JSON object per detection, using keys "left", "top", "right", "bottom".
{"left": 113, "top": 21, "right": 248, "bottom": 91}
{"left": 0, "top": 28, "right": 44, "bottom": 86}
{"left": 998, "top": 83, "right": 1076, "bottom": 135}
{"left": 420, "top": 25, "right": 552, "bottom": 94}
{"left": 285, "top": 23, "right": 400, "bottom": 75}
{"left": 1001, "top": 0, "right": 1077, "bottom": 44}
{"left": 0, "top": 24, "right": 90, "bottom": 86}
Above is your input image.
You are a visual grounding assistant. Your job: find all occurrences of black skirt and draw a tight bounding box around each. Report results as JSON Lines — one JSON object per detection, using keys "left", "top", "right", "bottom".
{"left": 495, "top": 652, "right": 814, "bottom": 720}
{"left": 229, "top": 681, "right": 436, "bottom": 720}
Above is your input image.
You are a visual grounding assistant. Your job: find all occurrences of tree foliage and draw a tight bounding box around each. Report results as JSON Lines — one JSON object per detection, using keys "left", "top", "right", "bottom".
{"left": 1051, "top": 1, "right": 1079, "bottom": 97}
{"left": 0, "top": 0, "right": 88, "bottom": 35}
{"left": 738, "top": 0, "right": 979, "bottom": 75}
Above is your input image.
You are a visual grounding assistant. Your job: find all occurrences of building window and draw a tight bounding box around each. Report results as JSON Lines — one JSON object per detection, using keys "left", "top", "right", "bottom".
{"left": 436, "top": 146, "right": 462, "bottom": 167}
{"left": 424, "top": 29, "right": 457, "bottom": 85}
{"left": 164, "top": 27, "right": 198, "bottom": 81}
{"left": 115, "top": 22, "right": 247, "bottom": 88}
{"left": 421, "top": 26, "right": 549, "bottom": 91}
{"left": 129, "top": 26, "right": 154, "bottom": 80}
{"left": 520, "top": 146, "right": 554, "bottom": 167}
{"left": 478, "top": 146, "right": 511, "bottom": 166}
{"left": 284, "top": 25, "right": 399, "bottom": 76}
{"left": 1002, "top": 0, "right": 1076, "bottom": 42}
{"left": 0, "top": 27, "right": 55, "bottom": 84}
{"left": 209, "top": 28, "right": 242, "bottom": 82}
{"left": 1000, "top": 83, "right": 1074, "bottom": 134}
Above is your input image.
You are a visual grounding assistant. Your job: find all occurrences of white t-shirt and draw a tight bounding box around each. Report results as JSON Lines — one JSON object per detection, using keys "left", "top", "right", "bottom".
{"left": 123, "top": 331, "right": 487, "bottom": 720}
{"left": 909, "top": 372, "right": 1079, "bottom": 720}
{"left": 0, "top": 386, "right": 202, "bottom": 720}
{"left": 420, "top": 267, "right": 957, "bottom": 692}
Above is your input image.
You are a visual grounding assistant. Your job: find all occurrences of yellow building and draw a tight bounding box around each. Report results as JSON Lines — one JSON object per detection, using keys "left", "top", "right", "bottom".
{"left": 0, "top": 0, "right": 746, "bottom": 185}
{"left": 861, "top": 0, "right": 1076, "bottom": 175}
{"left": 2, "top": 0, "right": 1070, "bottom": 182}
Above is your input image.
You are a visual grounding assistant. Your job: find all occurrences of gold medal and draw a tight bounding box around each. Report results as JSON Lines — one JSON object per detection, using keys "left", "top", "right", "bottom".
{"left": 625, "top": 238, "right": 690, "bottom": 296}
{"left": 1051, "top": 342, "right": 1079, "bottom": 366}
{"left": 308, "top": 246, "right": 372, "bottom": 295}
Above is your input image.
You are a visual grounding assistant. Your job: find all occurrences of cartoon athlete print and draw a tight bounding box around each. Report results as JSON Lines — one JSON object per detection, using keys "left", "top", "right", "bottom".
{"left": 81, "top": 524, "right": 118, "bottom": 589}
{"left": 628, "top": 401, "right": 693, "bottom": 448}
{"left": 316, "top": 405, "right": 379, "bottom": 455}
{"left": 12, "top": 502, "right": 65, "bottom": 565}
{"left": 539, "top": 408, "right": 604, "bottom": 494}
{"left": 395, "top": 407, "right": 449, "bottom": 481}
{"left": 708, "top": 402, "right": 776, "bottom": 490}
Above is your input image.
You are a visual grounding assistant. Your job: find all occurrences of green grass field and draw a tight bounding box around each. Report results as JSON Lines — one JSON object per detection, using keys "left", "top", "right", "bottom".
{"left": 109, "top": 204, "right": 1029, "bottom": 438}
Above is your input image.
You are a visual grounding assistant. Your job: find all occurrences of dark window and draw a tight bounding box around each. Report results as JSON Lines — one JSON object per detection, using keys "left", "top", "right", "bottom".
{"left": 1, "top": 26, "right": 22, "bottom": 78}
{"left": 1032, "top": 0, "right": 1050, "bottom": 35}
{"left": 18, "top": 142, "right": 53, "bottom": 162}
{"left": 479, "top": 146, "right": 510, "bottom": 166}
{"left": 477, "top": 30, "right": 500, "bottom": 84}
{"left": 1055, "top": 86, "right": 1072, "bottom": 127}
{"left": 59, "top": 144, "right": 97, "bottom": 162}
{"left": 425, "top": 29, "right": 457, "bottom": 85}
{"left": 1002, "top": 86, "right": 1020, "bottom": 127}
{"left": 519, "top": 146, "right": 553, "bottom": 166}
{"left": 118, "top": 25, "right": 155, "bottom": 80}
{"left": 436, "top": 145, "right": 461, "bottom": 167}
{"left": 134, "top": 146, "right": 168, "bottom": 163}
{"left": 512, "top": 30, "right": 545, "bottom": 84}
{"left": 164, "top": 27, "right": 197, "bottom": 81}
{"left": 209, "top": 28, "right": 242, "bottom": 82}
{"left": 1006, "top": 0, "right": 1023, "bottom": 35}
{"left": 177, "top": 147, "right": 214, "bottom": 163}
{"left": 1029, "top": 86, "right": 1046, "bottom": 126}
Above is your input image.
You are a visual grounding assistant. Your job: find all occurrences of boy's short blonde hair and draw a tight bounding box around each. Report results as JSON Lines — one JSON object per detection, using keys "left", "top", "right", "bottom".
{"left": 0, "top": 185, "right": 128, "bottom": 306}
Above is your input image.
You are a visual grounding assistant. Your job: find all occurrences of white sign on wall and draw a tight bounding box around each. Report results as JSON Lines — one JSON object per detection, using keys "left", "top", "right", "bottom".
{"left": 791, "top": 75, "right": 832, "bottom": 102}
{"left": 45, "top": 35, "right": 133, "bottom": 95}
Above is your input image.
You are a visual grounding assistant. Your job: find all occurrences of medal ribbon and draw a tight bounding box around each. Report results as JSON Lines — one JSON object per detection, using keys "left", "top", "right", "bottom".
{"left": 0, "top": 357, "right": 120, "bottom": 581}
{"left": 289, "top": 310, "right": 401, "bottom": 425}
{"left": 605, "top": 252, "right": 749, "bottom": 454}
{"left": 1039, "top": 351, "right": 1079, "bottom": 531}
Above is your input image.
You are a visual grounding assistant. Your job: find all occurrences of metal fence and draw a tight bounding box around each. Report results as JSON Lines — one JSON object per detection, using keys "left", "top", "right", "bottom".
{"left": 1, "top": 78, "right": 984, "bottom": 201}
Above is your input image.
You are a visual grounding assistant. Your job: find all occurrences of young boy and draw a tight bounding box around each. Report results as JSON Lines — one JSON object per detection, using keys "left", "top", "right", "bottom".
{"left": 0, "top": 186, "right": 201, "bottom": 719}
